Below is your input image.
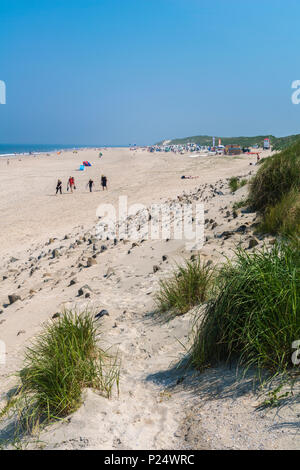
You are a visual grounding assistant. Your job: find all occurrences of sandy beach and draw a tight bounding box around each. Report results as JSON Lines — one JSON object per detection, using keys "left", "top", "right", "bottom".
{"left": 0, "top": 147, "right": 299, "bottom": 450}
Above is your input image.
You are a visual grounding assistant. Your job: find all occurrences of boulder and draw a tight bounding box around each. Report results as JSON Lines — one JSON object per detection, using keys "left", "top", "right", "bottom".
{"left": 248, "top": 237, "right": 259, "bottom": 249}
{"left": 8, "top": 294, "right": 21, "bottom": 305}
{"left": 87, "top": 257, "right": 97, "bottom": 267}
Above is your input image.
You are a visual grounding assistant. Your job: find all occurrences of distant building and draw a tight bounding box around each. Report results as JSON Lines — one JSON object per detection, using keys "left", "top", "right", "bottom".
{"left": 225, "top": 144, "right": 242, "bottom": 155}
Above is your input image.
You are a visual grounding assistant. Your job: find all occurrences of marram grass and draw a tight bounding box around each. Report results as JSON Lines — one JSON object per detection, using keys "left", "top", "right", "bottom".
{"left": 155, "top": 257, "right": 214, "bottom": 315}
{"left": 1, "top": 310, "right": 119, "bottom": 434}
{"left": 190, "top": 243, "right": 300, "bottom": 376}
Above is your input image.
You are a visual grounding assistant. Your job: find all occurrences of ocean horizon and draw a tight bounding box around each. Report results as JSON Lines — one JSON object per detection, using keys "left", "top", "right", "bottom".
{"left": 0, "top": 143, "right": 130, "bottom": 156}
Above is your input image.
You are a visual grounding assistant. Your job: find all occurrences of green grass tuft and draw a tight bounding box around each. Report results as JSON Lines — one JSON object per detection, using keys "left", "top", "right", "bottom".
{"left": 249, "top": 142, "right": 300, "bottom": 212}
{"left": 1, "top": 310, "right": 119, "bottom": 434}
{"left": 259, "top": 189, "right": 300, "bottom": 236}
{"left": 155, "top": 257, "right": 214, "bottom": 316}
{"left": 229, "top": 177, "right": 248, "bottom": 193}
{"left": 190, "top": 243, "right": 300, "bottom": 375}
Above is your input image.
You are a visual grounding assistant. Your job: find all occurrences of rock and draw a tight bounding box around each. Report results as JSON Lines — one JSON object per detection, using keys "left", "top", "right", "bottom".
{"left": 217, "top": 231, "right": 233, "bottom": 239}
{"left": 69, "top": 278, "right": 77, "bottom": 286}
{"left": 162, "top": 255, "right": 168, "bottom": 262}
{"left": 52, "top": 312, "right": 60, "bottom": 319}
{"left": 241, "top": 207, "right": 255, "bottom": 214}
{"left": 78, "top": 285, "right": 93, "bottom": 296}
{"left": 248, "top": 237, "right": 259, "bottom": 249}
{"left": 232, "top": 210, "right": 238, "bottom": 219}
{"left": 153, "top": 265, "right": 160, "bottom": 273}
{"left": 87, "top": 257, "right": 97, "bottom": 267}
{"left": 95, "top": 310, "right": 109, "bottom": 319}
{"left": 105, "top": 267, "right": 115, "bottom": 278}
{"left": 52, "top": 249, "right": 60, "bottom": 258}
{"left": 17, "top": 330, "right": 25, "bottom": 336}
{"left": 8, "top": 294, "right": 21, "bottom": 305}
{"left": 100, "top": 245, "right": 107, "bottom": 252}
{"left": 10, "top": 257, "right": 18, "bottom": 263}
{"left": 235, "top": 225, "right": 247, "bottom": 234}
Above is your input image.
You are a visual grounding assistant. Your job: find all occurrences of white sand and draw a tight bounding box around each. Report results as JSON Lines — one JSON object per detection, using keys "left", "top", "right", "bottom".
{"left": 0, "top": 147, "right": 299, "bottom": 450}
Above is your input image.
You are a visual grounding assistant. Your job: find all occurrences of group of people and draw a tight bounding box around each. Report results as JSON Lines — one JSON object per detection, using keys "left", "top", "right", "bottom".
{"left": 56, "top": 175, "right": 108, "bottom": 194}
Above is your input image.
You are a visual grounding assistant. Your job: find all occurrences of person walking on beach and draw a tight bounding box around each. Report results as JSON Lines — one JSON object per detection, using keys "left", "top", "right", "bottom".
{"left": 101, "top": 174, "right": 108, "bottom": 190}
{"left": 56, "top": 179, "right": 62, "bottom": 194}
{"left": 87, "top": 179, "right": 94, "bottom": 192}
{"left": 67, "top": 176, "right": 75, "bottom": 193}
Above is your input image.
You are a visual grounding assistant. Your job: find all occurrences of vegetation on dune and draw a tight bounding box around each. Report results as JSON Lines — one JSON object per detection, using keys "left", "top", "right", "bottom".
{"left": 190, "top": 243, "right": 300, "bottom": 376}
{"left": 249, "top": 140, "right": 300, "bottom": 236}
{"left": 155, "top": 257, "right": 214, "bottom": 316}
{"left": 1, "top": 311, "right": 119, "bottom": 435}
{"left": 229, "top": 177, "right": 247, "bottom": 193}
{"left": 259, "top": 189, "right": 300, "bottom": 236}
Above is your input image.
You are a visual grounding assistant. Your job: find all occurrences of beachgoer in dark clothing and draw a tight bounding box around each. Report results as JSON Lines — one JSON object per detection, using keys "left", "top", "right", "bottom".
{"left": 87, "top": 179, "right": 94, "bottom": 192}
{"left": 101, "top": 175, "right": 107, "bottom": 190}
{"left": 56, "top": 179, "right": 62, "bottom": 194}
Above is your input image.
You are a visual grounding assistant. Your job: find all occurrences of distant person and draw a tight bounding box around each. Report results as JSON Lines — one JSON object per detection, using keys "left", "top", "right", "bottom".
{"left": 99, "top": 152, "right": 103, "bottom": 158}
{"left": 7, "top": 159, "right": 9, "bottom": 165}
{"left": 67, "top": 176, "right": 75, "bottom": 193}
{"left": 56, "top": 179, "right": 62, "bottom": 194}
{"left": 256, "top": 154, "right": 260, "bottom": 163}
{"left": 87, "top": 179, "right": 94, "bottom": 192}
{"left": 101, "top": 174, "right": 108, "bottom": 190}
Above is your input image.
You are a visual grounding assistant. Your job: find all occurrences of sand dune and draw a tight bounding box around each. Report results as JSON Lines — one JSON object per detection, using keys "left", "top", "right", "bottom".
{"left": 0, "top": 148, "right": 299, "bottom": 450}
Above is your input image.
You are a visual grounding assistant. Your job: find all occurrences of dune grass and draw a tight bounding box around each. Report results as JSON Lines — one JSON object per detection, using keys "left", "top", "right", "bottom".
{"left": 249, "top": 141, "right": 300, "bottom": 237}
{"left": 1, "top": 310, "right": 119, "bottom": 434}
{"left": 249, "top": 142, "right": 300, "bottom": 212}
{"left": 259, "top": 189, "right": 300, "bottom": 236}
{"left": 229, "top": 177, "right": 239, "bottom": 192}
{"left": 229, "top": 177, "right": 247, "bottom": 193}
{"left": 155, "top": 257, "right": 214, "bottom": 315}
{"left": 190, "top": 243, "right": 300, "bottom": 376}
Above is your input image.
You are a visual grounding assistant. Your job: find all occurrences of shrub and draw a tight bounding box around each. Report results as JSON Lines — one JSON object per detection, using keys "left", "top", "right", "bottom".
{"left": 3, "top": 311, "right": 119, "bottom": 432}
{"left": 259, "top": 189, "right": 300, "bottom": 236}
{"left": 229, "top": 177, "right": 239, "bottom": 192}
{"left": 233, "top": 198, "right": 249, "bottom": 210}
{"left": 190, "top": 243, "right": 300, "bottom": 375}
{"left": 249, "top": 142, "right": 300, "bottom": 212}
{"left": 229, "top": 177, "right": 247, "bottom": 193}
{"left": 155, "top": 257, "right": 214, "bottom": 315}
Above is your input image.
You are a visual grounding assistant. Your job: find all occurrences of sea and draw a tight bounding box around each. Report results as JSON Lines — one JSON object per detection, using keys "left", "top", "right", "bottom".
{"left": 0, "top": 144, "right": 128, "bottom": 157}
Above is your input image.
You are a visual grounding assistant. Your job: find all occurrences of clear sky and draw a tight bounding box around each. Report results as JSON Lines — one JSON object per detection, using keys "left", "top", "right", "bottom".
{"left": 1, "top": 0, "right": 300, "bottom": 145}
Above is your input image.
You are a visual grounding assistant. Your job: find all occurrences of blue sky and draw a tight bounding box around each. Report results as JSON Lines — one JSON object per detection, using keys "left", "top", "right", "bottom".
{"left": 0, "top": 0, "right": 300, "bottom": 145}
